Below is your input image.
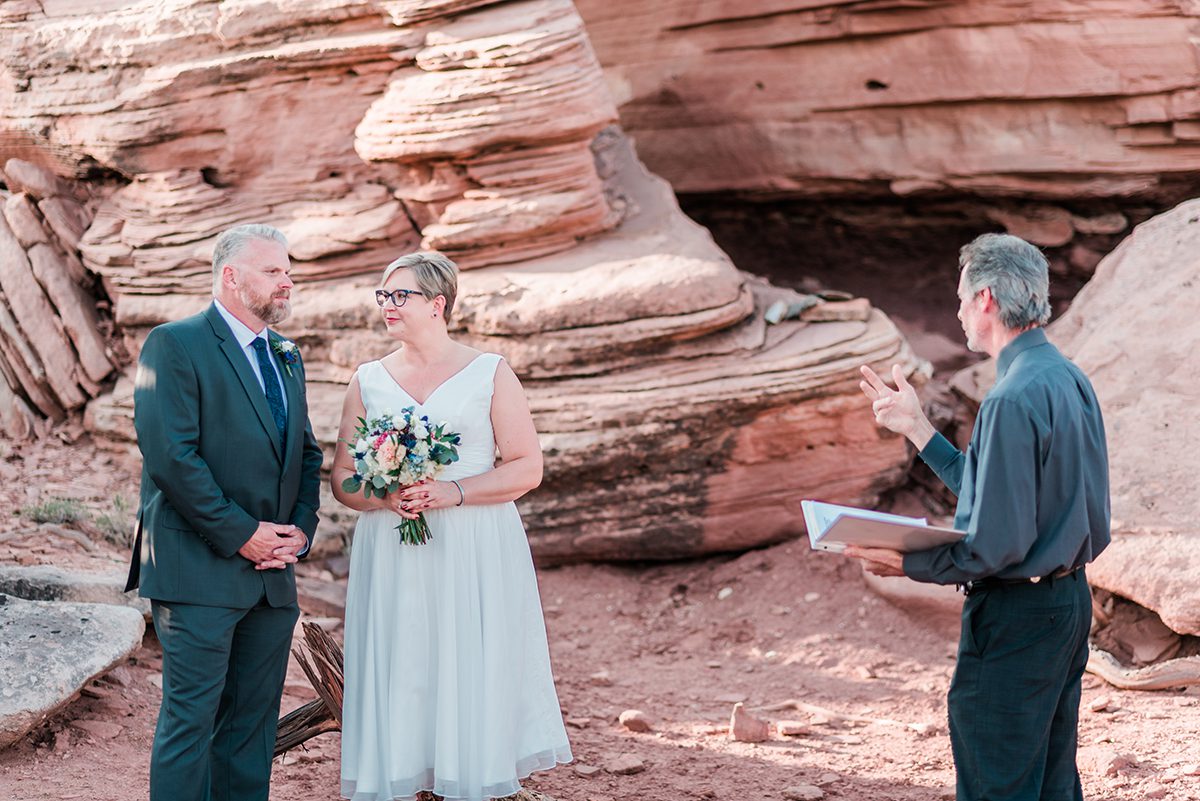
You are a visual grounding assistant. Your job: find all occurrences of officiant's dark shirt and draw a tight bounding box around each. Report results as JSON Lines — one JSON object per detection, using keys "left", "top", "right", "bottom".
{"left": 903, "top": 328, "right": 1110, "bottom": 585}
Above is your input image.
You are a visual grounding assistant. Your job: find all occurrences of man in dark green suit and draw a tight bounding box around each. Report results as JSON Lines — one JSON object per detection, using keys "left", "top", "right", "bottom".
{"left": 126, "top": 223, "right": 323, "bottom": 801}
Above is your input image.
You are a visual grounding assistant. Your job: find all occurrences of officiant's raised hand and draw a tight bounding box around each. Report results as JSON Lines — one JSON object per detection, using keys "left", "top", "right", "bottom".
{"left": 859, "top": 364, "right": 935, "bottom": 451}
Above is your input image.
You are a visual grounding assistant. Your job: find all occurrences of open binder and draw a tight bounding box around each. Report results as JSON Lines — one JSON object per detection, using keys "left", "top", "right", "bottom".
{"left": 801, "top": 499, "right": 966, "bottom": 554}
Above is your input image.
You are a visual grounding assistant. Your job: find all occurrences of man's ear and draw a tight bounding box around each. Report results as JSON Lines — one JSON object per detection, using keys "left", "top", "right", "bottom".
{"left": 222, "top": 264, "right": 238, "bottom": 291}
{"left": 978, "top": 286, "right": 996, "bottom": 313}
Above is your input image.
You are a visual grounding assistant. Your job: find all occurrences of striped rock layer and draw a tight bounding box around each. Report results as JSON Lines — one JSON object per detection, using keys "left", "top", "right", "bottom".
{"left": 1, "top": 0, "right": 918, "bottom": 560}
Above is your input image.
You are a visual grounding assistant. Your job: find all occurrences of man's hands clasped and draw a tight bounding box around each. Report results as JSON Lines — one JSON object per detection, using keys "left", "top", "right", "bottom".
{"left": 238, "top": 521, "right": 308, "bottom": 571}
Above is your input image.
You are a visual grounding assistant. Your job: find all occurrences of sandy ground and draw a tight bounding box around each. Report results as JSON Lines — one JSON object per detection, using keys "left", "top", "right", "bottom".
{"left": 2, "top": 437, "right": 1199, "bottom": 801}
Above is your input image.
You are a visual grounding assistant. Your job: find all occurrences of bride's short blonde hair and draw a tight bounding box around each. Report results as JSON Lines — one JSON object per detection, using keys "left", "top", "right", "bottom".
{"left": 381, "top": 251, "right": 459, "bottom": 318}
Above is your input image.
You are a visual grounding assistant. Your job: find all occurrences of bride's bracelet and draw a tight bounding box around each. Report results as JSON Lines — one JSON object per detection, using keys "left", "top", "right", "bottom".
{"left": 451, "top": 480, "right": 465, "bottom": 506}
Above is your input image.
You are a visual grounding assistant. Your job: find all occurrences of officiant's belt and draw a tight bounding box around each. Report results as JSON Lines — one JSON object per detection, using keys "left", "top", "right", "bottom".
{"left": 964, "top": 565, "right": 1083, "bottom": 595}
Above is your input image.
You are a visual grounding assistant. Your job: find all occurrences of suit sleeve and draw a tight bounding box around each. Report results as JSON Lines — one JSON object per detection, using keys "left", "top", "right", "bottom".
{"left": 134, "top": 326, "right": 258, "bottom": 558}
{"left": 290, "top": 356, "right": 323, "bottom": 556}
{"left": 903, "top": 398, "right": 1041, "bottom": 584}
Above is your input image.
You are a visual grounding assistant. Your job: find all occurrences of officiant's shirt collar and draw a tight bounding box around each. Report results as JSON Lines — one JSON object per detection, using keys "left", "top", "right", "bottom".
{"left": 995, "top": 327, "right": 1048, "bottom": 381}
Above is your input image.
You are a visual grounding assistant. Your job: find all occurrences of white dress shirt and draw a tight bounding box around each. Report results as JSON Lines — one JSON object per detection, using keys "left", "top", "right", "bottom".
{"left": 214, "top": 299, "right": 288, "bottom": 414}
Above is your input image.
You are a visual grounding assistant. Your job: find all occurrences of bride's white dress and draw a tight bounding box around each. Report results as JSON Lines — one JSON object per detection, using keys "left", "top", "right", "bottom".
{"left": 340, "top": 354, "right": 572, "bottom": 801}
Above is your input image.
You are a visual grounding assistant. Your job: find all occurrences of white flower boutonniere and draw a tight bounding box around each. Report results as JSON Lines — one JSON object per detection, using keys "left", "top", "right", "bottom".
{"left": 271, "top": 338, "right": 300, "bottom": 378}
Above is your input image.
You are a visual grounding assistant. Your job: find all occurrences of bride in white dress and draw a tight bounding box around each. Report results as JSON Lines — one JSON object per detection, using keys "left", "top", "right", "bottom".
{"left": 331, "top": 252, "right": 572, "bottom": 801}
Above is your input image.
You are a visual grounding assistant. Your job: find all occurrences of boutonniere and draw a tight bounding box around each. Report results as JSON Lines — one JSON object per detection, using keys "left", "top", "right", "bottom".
{"left": 271, "top": 338, "right": 300, "bottom": 377}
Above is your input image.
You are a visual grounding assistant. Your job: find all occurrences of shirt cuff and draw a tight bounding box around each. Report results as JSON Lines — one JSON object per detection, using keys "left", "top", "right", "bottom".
{"left": 918, "top": 431, "right": 959, "bottom": 474}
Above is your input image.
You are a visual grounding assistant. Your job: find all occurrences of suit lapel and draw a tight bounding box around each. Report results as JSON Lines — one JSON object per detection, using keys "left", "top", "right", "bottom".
{"left": 204, "top": 304, "right": 284, "bottom": 461}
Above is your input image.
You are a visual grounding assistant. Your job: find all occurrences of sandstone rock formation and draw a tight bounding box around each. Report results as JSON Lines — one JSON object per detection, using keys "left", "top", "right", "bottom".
{"left": 0, "top": 159, "right": 115, "bottom": 439}
{"left": 0, "top": 594, "right": 145, "bottom": 750}
{"left": 0, "top": 564, "right": 150, "bottom": 616}
{"left": 577, "top": 1, "right": 1200, "bottom": 201}
{"left": 951, "top": 200, "right": 1200, "bottom": 635}
{"left": 574, "top": 0, "right": 1200, "bottom": 274}
{"left": 0, "top": 0, "right": 919, "bottom": 562}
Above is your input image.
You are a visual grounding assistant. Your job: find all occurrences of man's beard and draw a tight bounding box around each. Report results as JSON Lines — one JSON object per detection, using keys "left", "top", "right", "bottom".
{"left": 240, "top": 285, "right": 290, "bottom": 324}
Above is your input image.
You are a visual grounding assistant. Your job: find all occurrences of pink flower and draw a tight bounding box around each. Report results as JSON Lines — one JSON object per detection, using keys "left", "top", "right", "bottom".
{"left": 377, "top": 439, "right": 398, "bottom": 469}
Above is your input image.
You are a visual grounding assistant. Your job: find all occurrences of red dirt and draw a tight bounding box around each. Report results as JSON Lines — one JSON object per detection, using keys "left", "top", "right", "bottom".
{"left": 1, "top": 436, "right": 1199, "bottom": 801}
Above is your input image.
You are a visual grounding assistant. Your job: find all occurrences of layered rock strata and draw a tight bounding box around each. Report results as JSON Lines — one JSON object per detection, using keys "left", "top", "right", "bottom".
{"left": 2, "top": 0, "right": 919, "bottom": 561}
{"left": 574, "top": 0, "right": 1200, "bottom": 274}
{"left": 0, "top": 159, "right": 114, "bottom": 439}
{"left": 951, "top": 201, "right": 1200, "bottom": 635}
{"left": 577, "top": 1, "right": 1200, "bottom": 201}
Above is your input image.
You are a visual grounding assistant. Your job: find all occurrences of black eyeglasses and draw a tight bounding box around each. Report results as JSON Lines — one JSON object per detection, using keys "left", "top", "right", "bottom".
{"left": 375, "top": 288, "right": 426, "bottom": 307}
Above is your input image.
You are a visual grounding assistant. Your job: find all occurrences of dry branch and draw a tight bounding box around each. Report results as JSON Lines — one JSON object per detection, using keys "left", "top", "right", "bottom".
{"left": 1087, "top": 644, "right": 1200, "bottom": 691}
{"left": 275, "top": 622, "right": 344, "bottom": 757}
{"left": 756, "top": 698, "right": 933, "bottom": 734}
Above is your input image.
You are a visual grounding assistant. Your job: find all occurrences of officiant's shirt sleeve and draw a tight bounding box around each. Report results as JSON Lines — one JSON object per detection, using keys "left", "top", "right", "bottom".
{"left": 903, "top": 397, "right": 1040, "bottom": 584}
{"left": 917, "top": 431, "right": 965, "bottom": 496}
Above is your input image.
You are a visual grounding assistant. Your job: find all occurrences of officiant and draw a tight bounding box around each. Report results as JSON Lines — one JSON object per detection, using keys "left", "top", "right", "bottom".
{"left": 848, "top": 233, "right": 1110, "bottom": 801}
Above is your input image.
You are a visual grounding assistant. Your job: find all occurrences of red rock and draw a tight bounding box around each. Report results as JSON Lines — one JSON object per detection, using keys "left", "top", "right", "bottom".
{"left": 1078, "top": 745, "right": 1138, "bottom": 778}
{"left": 2, "top": 159, "right": 73, "bottom": 201}
{"left": 604, "top": 754, "right": 646, "bottom": 775}
{"left": 575, "top": 2, "right": 1200, "bottom": 205}
{"left": 618, "top": 709, "right": 652, "bottom": 733}
{"left": 729, "top": 702, "right": 770, "bottom": 743}
{"left": 70, "top": 719, "right": 123, "bottom": 740}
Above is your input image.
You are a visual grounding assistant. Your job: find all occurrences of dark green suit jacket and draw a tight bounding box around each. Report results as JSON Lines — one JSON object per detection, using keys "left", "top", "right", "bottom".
{"left": 126, "top": 303, "right": 323, "bottom": 608}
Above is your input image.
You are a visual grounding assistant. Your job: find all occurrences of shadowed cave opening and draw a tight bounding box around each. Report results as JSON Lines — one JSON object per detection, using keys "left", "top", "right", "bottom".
{"left": 678, "top": 194, "right": 1165, "bottom": 376}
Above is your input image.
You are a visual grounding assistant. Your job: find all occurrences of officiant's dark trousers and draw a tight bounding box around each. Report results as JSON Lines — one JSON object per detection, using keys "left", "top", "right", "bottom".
{"left": 949, "top": 568, "right": 1091, "bottom": 801}
{"left": 150, "top": 595, "right": 299, "bottom": 801}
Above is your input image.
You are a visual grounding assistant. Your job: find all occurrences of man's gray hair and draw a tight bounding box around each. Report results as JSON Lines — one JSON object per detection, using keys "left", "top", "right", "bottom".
{"left": 381, "top": 251, "right": 459, "bottom": 318}
{"left": 960, "top": 233, "right": 1051, "bottom": 330}
{"left": 211, "top": 224, "right": 288, "bottom": 292}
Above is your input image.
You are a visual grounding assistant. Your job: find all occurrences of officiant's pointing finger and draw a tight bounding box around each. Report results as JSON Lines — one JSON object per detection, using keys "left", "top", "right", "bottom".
{"left": 858, "top": 364, "right": 935, "bottom": 450}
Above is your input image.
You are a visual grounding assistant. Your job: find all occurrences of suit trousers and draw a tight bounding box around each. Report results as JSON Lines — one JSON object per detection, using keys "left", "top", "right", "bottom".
{"left": 949, "top": 568, "right": 1092, "bottom": 801}
{"left": 150, "top": 595, "right": 299, "bottom": 801}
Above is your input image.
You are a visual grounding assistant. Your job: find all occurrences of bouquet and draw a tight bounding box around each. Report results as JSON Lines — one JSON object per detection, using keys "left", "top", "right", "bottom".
{"left": 341, "top": 408, "right": 461, "bottom": 545}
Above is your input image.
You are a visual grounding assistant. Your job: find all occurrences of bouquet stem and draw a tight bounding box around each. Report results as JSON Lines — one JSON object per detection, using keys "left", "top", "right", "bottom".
{"left": 395, "top": 513, "right": 433, "bottom": 545}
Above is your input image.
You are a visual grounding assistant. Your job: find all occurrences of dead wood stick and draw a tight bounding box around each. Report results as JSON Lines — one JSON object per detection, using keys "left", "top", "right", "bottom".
{"left": 756, "top": 699, "right": 930, "bottom": 733}
{"left": 274, "top": 622, "right": 345, "bottom": 756}
{"left": 1087, "top": 644, "right": 1200, "bottom": 691}
{"left": 38, "top": 523, "right": 97, "bottom": 551}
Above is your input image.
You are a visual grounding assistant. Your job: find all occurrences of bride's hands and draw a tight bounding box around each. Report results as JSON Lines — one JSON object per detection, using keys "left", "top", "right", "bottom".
{"left": 395, "top": 480, "right": 462, "bottom": 514}
{"left": 376, "top": 490, "right": 421, "bottom": 520}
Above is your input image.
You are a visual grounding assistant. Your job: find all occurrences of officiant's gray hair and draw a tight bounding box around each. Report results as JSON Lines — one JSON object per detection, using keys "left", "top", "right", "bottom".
{"left": 381, "top": 251, "right": 459, "bottom": 318}
{"left": 959, "top": 233, "right": 1051, "bottom": 330}
{"left": 211, "top": 224, "right": 288, "bottom": 293}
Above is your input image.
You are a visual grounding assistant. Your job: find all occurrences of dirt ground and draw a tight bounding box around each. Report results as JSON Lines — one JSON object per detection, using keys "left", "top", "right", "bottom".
{"left": 1, "top": 436, "right": 1199, "bottom": 801}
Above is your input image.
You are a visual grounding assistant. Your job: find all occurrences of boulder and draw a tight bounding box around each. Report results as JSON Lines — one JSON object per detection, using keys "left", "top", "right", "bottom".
{"left": 952, "top": 200, "right": 1200, "bottom": 634}
{"left": 0, "top": 163, "right": 113, "bottom": 428}
{"left": 0, "top": 594, "right": 145, "bottom": 749}
{"left": 5, "top": 0, "right": 919, "bottom": 562}
{"left": 575, "top": 1, "right": 1200, "bottom": 203}
{"left": 0, "top": 564, "right": 150, "bottom": 616}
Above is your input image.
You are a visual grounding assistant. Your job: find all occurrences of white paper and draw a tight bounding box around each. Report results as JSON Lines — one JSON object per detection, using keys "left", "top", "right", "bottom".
{"left": 801, "top": 499, "right": 935, "bottom": 553}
